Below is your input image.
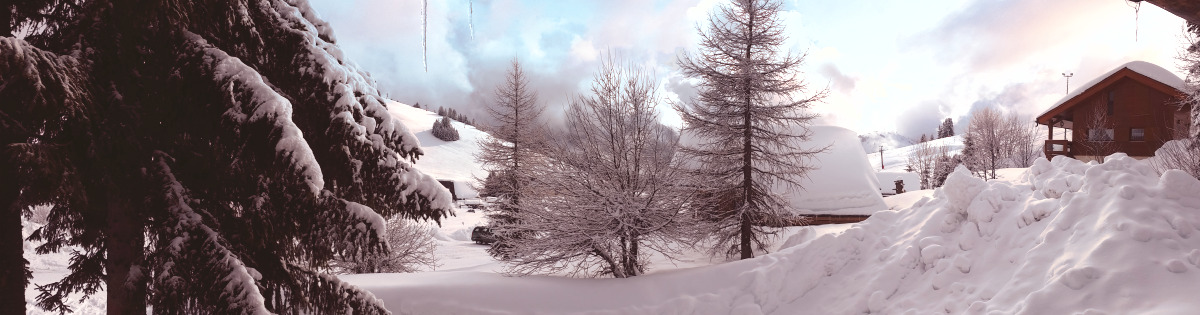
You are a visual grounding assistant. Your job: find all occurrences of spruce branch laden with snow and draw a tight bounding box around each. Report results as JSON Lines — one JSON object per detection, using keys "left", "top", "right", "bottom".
{"left": 1, "top": 0, "right": 452, "bottom": 313}
{"left": 674, "top": 0, "right": 827, "bottom": 259}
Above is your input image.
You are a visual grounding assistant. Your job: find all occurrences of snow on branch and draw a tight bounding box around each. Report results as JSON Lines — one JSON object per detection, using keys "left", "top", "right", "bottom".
{"left": 181, "top": 32, "right": 326, "bottom": 196}
{"left": 145, "top": 152, "right": 271, "bottom": 315}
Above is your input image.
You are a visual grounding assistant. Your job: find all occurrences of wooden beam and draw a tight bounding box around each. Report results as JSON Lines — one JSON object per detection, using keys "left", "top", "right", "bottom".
{"left": 1135, "top": 0, "right": 1200, "bottom": 25}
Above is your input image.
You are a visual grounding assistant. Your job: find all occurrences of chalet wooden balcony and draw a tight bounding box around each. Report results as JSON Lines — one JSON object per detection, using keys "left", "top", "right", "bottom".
{"left": 1044, "top": 139, "right": 1072, "bottom": 158}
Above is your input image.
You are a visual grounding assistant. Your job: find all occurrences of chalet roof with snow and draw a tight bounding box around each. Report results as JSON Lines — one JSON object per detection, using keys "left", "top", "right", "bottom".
{"left": 1036, "top": 61, "right": 1185, "bottom": 126}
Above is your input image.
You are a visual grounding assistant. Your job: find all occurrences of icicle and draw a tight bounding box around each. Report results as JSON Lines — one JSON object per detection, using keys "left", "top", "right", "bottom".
{"left": 1127, "top": 0, "right": 1141, "bottom": 42}
{"left": 423, "top": 0, "right": 428, "bottom": 72}
{"left": 470, "top": 0, "right": 475, "bottom": 40}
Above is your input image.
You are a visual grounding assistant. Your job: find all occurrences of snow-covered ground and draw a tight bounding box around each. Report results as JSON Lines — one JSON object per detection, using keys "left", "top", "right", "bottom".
{"left": 21, "top": 100, "right": 1200, "bottom": 314}
{"left": 341, "top": 153, "right": 1200, "bottom": 314}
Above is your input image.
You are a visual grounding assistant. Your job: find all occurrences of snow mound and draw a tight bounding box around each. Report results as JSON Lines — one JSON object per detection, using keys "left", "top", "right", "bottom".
{"left": 343, "top": 153, "right": 1200, "bottom": 314}
{"left": 781, "top": 126, "right": 887, "bottom": 215}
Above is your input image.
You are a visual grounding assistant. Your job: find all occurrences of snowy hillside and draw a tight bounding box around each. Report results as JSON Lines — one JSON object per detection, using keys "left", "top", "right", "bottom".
{"left": 386, "top": 101, "right": 490, "bottom": 197}
{"left": 867, "top": 135, "right": 965, "bottom": 172}
{"left": 342, "top": 153, "right": 1200, "bottom": 314}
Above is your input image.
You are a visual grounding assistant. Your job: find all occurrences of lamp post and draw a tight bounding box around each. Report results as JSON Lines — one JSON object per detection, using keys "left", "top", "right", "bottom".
{"left": 1062, "top": 72, "right": 1074, "bottom": 95}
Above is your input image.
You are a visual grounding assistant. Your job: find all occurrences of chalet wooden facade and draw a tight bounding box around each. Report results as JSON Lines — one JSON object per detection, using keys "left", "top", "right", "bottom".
{"left": 1035, "top": 61, "right": 1190, "bottom": 162}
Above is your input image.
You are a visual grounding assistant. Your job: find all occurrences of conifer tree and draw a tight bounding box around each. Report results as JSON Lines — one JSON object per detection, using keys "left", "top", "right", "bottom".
{"left": 475, "top": 59, "right": 546, "bottom": 258}
{"left": 675, "top": 0, "right": 826, "bottom": 259}
{"left": 1, "top": 1, "right": 452, "bottom": 313}
{"left": 432, "top": 116, "right": 461, "bottom": 141}
{"left": 938, "top": 118, "right": 955, "bottom": 138}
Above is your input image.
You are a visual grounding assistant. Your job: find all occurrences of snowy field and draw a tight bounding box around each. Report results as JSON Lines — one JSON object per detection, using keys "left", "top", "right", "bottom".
{"left": 20, "top": 101, "right": 1200, "bottom": 314}
{"left": 341, "top": 153, "right": 1200, "bottom": 314}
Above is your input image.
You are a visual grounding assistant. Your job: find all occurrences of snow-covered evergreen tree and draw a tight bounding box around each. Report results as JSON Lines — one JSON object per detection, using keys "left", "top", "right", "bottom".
{"left": 475, "top": 59, "right": 547, "bottom": 258}
{"left": 675, "top": 0, "right": 826, "bottom": 259}
{"left": 498, "top": 59, "right": 694, "bottom": 278}
{"left": 1, "top": 1, "right": 452, "bottom": 313}
{"left": 432, "top": 116, "right": 461, "bottom": 141}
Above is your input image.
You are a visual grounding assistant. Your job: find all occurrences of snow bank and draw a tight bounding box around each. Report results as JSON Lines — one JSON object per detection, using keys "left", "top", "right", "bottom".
{"left": 344, "top": 153, "right": 1200, "bottom": 314}
{"left": 780, "top": 125, "right": 888, "bottom": 216}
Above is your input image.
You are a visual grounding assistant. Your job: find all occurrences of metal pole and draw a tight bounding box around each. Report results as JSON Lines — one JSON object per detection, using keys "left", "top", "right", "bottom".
{"left": 1062, "top": 72, "right": 1074, "bottom": 95}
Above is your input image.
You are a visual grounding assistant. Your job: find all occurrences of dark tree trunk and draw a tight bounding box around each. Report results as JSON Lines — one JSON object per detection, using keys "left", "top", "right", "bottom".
{"left": 1, "top": 3, "right": 12, "bottom": 38}
{"left": 0, "top": 157, "right": 27, "bottom": 315}
{"left": 740, "top": 7, "right": 756, "bottom": 261}
{"left": 104, "top": 188, "right": 145, "bottom": 315}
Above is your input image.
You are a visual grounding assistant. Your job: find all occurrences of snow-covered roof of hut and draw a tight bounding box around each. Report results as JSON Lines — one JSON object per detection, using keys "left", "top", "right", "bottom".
{"left": 775, "top": 125, "right": 888, "bottom": 216}
{"left": 1037, "top": 61, "right": 1185, "bottom": 120}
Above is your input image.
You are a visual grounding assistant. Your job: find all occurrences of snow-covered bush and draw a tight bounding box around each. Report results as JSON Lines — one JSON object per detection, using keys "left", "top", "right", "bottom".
{"left": 432, "top": 116, "right": 460, "bottom": 141}
{"left": 333, "top": 218, "right": 438, "bottom": 274}
{"left": 1150, "top": 139, "right": 1200, "bottom": 179}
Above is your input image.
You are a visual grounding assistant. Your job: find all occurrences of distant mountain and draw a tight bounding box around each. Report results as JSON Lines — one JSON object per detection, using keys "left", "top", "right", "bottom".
{"left": 858, "top": 132, "right": 912, "bottom": 154}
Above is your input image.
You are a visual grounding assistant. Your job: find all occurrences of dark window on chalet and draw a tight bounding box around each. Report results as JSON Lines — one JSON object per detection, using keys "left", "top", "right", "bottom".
{"left": 1106, "top": 91, "right": 1114, "bottom": 115}
{"left": 1130, "top": 128, "right": 1145, "bottom": 141}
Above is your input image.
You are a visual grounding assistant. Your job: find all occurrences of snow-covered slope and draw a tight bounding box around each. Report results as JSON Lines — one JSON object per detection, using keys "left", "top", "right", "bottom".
{"left": 386, "top": 101, "right": 490, "bottom": 198}
{"left": 867, "top": 135, "right": 965, "bottom": 172}
{"left": 783, "top": 126, "right": 887, "bottom": 215}
{"left": 343, "top": 153, "right": 1200, "bottom": 314}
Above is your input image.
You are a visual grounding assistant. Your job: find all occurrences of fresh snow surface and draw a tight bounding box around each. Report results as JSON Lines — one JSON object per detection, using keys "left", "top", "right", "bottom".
{"left": 1038, "top": 60, "right": 1185, "bottom": 119}
{"left": 779, "top": 125, "right": 888, "bottom": 216}
{"left": 341, "top": 153, "right": 1200, "bottom": 314}
{"left": 386, "top": 101, "right": 489, "bottom": 199}
{"left": 882, "top": 189, "right": 934, "bottom": 210}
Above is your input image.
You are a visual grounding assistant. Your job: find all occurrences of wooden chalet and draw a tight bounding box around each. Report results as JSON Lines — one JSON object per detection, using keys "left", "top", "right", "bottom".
{"left": 1035, "top": 61, "right": 1190, "bottom": 162}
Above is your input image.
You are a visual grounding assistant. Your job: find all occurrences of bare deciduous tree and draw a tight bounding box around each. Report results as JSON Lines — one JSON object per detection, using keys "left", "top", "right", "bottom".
{"left": 675, "top": 0, "right": 827, "bottom": 259}
{"left": 332, "top": 218, "right": 438, "bottom": 274}
{"left": 1151, "top": 139, "right": 1200, "bottom": 178}
{"left": 498, "top": 59, "right": 693, "bottom": 278}
{"left": 963, "top": 108, "right": 1039, "bottom": 179}
{"left": 906, "top": 141, "right": 946, "bottom": 189}
{"left": 1077, "top": 103, "right": 1119, "bottom": 163}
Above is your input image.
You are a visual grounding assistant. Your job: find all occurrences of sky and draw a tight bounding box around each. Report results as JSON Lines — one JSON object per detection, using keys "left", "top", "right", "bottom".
{"left": 306, "top": 0, "right": 1190, "bottom": 140}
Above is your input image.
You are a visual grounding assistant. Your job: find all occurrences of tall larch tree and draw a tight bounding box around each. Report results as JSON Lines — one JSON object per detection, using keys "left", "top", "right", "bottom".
{"left": 475, "top": 59, "right": 546, "bottom": 258}
{"left": 675, "top": 0, "right": 826, "bottom": 259}
{"left": 1, "top": 0, "right": 453, "bottom": 314}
